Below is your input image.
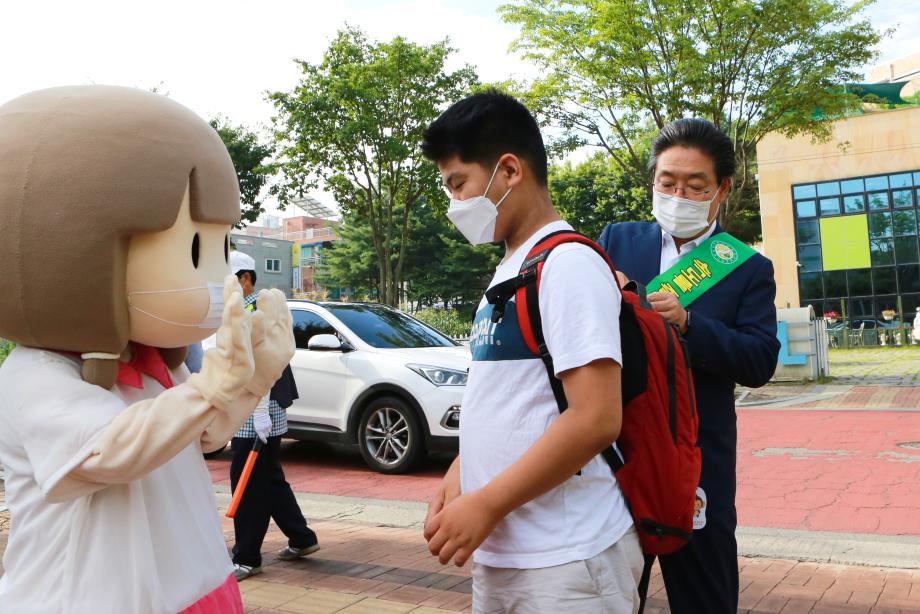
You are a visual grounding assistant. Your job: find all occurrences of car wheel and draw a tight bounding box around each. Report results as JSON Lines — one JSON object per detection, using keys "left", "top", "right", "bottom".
{"left": 357, "top": 396, "right": 424, "bottom": 474}
{"left": 203, "top": 443, "right": 227, "bottom": 459}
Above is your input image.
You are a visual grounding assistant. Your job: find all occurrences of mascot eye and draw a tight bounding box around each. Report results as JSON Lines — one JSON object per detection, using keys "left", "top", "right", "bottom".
{"left": 192, "top": 233, "right": 200, "bottom": 269}
{"left": 224, "top": 234, "right": 229, "bottom": 263}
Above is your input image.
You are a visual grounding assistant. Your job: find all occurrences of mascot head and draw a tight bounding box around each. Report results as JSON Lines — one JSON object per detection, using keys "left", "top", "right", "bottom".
{"left": 0, "top": 86, "right": 241, "bottom": 387}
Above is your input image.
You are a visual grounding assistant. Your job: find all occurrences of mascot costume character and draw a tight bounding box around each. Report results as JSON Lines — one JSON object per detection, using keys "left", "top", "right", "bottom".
{"left": 0, "top": 86, "right": 295, "bottom": 613}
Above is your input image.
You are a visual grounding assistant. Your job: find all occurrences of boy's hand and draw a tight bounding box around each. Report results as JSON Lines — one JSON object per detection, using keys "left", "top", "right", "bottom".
{"left": 426, "top": 490, "right": 502, "bottom": 567}
{"left": 424, "top": 461, "right": 461, "bottom": 540}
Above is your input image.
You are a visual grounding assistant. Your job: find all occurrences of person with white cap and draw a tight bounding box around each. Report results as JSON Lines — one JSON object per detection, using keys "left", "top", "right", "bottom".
{"left": 227, "top": 249, "right": 320, "bottom": 581}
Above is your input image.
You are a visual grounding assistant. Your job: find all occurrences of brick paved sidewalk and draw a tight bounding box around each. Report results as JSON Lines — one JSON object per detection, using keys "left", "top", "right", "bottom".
{"left": 2, "top": 500, "right": 920, "bottom": 612}
{"left": 232, "top": 517, "right": 920, "bottom": 614}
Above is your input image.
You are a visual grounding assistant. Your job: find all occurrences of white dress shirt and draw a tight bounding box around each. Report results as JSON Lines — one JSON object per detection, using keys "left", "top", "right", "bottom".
{"left": 659, "top": 222, "right": 718, "bottom": 274}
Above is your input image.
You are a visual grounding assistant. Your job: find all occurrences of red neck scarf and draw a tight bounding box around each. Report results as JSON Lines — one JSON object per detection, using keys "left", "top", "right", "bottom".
{"left": 117, "top": 344, "right": 175, "bottom": 390}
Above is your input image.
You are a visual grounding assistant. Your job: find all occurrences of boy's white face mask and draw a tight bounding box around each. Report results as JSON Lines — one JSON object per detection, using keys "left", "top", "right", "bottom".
{"left": 446, "top": 162, "right": 512, "bottom": 245}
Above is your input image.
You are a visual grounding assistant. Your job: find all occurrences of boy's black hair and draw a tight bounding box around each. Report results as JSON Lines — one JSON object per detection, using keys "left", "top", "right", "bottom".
{"left": 236, "top": 269, "right": 257, "bottom": 286}
{"left": 421, "top": 89, "right": 548, "bottom": 186}
{"left": 648, "top": 118, "right": 736, "bottom": 183}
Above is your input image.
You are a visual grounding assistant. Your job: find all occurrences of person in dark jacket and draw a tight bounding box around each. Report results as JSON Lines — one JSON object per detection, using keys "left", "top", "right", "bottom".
{"left": 228, "top": 251, "right": 319, "bottom": 581}
{"left": 598, "top": 118, "right": 780, "bottom": 613}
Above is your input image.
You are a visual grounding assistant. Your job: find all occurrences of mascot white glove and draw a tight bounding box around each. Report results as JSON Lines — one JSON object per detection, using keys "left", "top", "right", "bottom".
{"left": 246, "top": 289, "right": 296, "bottom": 398}
{"left": 188, "top": 276, "right": 255, "bottom": 410}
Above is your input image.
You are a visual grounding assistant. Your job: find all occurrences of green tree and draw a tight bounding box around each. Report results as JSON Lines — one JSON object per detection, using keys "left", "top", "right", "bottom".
{"left": 549, "top": 152, "right": 651, "bottom": 239}
{"left": 0, "top": 338, "right": 13, "bottom": 367}
{"left": 209, "top": 116, "right": 275, "bottom": 226}
{"left": 402, "top": 201, "right": 501, "bottom": 309}
{"left": 317, "top": 202, "right": 500, "bottom": 309}
{"left": 315, "top": 216, "right": 379, "bottom": 300}
{"left": 270, "top": 27, "right": 478, "bottom": 306}
{"left": 501, "top": 0, "right": 883, "bottom": 237}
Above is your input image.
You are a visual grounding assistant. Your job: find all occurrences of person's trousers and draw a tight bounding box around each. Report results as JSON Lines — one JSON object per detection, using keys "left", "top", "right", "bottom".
{"left": 657, "top": 428, "right": 739, "bottom": 614}
{"left": 657, "top": 520, "right": 738, "bottom": 613}
{"left": 471, "top": 528, "right": 644, "bottom": 613}
{"left": 230, "top": 436, "right": 317, "bottom": 567}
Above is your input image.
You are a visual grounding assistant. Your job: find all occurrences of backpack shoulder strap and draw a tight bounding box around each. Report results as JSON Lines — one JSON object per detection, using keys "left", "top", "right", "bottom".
{"left": 515, "top": 230, "right": 620, "bottom": 354}
{"left": 485, "top": 230, "right": 621, "bottom": 412}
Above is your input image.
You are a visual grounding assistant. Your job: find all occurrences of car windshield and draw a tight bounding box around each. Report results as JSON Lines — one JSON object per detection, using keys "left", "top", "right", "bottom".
{"left": 324, "top": 304, "right": 458, "bottom": 349}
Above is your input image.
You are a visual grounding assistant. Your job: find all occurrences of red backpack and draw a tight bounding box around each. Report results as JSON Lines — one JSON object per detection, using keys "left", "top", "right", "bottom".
{"left": 485, "top": 230, "right": 702, "bottom": 605}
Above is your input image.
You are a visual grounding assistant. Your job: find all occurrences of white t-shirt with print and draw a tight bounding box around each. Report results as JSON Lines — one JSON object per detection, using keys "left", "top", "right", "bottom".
{"left": 461, "top": 220, "right": 633, "bottom": 569}
{"left": 0, "top": 346, "right": 232, "bottom": 614}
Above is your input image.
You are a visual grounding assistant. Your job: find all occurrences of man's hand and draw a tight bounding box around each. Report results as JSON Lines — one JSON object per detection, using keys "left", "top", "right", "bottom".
{"left": 425, "top": 458, "right": 461, "bottom": 541}
{"left": 189, "top": 276, "right": 255, "bottom": 410}
{"left": 426, "top": 490, "right": 502, "bottom": 567}
{"left": 647, "top": 291, "right": 688, "bottom": 334}
{"left": 253, "top": 405, "right": 272, "bottom": 443}
{"left": 246, "top": 289, "right": 296, "bottom": 398}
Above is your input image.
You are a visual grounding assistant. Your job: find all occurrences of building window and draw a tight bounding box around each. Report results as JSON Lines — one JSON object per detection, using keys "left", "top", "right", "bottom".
{"left": 870, "top": 239, "right": 894, "bottom": 266}
{"left": 819, "top": 197, "right": 841, "bottom": 216}
{"left": 865, "top": 175, "right": 889, "bottom": 191}
{"left": 843, "top": 194, "right": 866, "bottom": 213}
{"left": 798, "top": 244, "right": 822, "bottom": 272}
{"left": 896, "top": 236, "right": 919, "bottom": 264}
{"left": 847, "top": 269, "right": 872, "bottom": 296}
{"left": 874, "top": 267, "right": 897, "bottom": 295}
{"left": 869, "top": 212, "right": 893, "bottom": 238}
{"left": 265, "top": 259, "right": 281, "bottom": 273}
{"left": 793, "top": 184, "right": 817, "bottom": 200}
{"left": 816, "top": 181, "right": 840, "bottom": 197}
{"left": 823, "top": 270, "right": 847, "bottom": 297}
{"left": 794, "top": 169, "right": 920, "bottom": 319}
{"left": 795, "top": 200, "right": 817, "bottom": 218}
{"left": 890, "top": 173, "right": 913, "bottom": 189}
{"left": 893, "top": 189, "right": 914, "bottom": 209}
{"left": 799, "top": 272, "right": 823, "bottom": 300}
{"left": 868, "top": 192, "right": 890, "bottom": 210}
{"left": 899, "top": 265, "right": 920, "bottom": 294}
{"left": 796, "top": 220, "right": 820, "bottom": 244}
{"left": 841, "top": 178, "right": 864, "bottom": 194}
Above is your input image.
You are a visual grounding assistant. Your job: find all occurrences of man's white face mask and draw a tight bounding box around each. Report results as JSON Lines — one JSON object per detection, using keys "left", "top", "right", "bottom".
{"left": 652, "top": 188, "right": 720, "bottom": 239}
{"left": 446, "top": 162, "right": 512, "bottom": 245}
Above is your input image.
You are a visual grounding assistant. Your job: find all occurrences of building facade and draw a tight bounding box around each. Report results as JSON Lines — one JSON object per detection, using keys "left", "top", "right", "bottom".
{"left": 230, "top": 233, "right": 294, "bottom": 297}
{"left": 758, "top": 105, "right": 920, "bottom": 321}
{"left": 235, "top": 214, "right": 342, "bottom": 298}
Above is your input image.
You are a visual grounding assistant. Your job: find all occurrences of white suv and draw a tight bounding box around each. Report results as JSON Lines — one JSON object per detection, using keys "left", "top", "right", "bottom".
{"left": 285, "top": 301, "right": 469, "bottom": 474}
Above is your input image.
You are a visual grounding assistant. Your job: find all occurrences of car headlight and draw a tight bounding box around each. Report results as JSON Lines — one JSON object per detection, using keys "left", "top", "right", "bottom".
{"left": 407, "top": 364, "right": 468, "bottom": 386}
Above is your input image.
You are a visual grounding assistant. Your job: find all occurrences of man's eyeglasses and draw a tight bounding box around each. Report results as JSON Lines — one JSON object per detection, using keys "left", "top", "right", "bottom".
{"left": 654, "top": 179, "right": 713, "bottom": 199}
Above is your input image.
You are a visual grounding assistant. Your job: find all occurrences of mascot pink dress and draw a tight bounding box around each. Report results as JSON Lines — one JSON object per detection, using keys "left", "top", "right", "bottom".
{"left": 0, "top": 86, "right": 295, "bottom": 613}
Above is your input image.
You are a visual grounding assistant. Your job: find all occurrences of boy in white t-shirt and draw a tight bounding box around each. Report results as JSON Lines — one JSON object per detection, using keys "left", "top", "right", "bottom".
{"left": 420, "top": 91, "right": 643, "bottom": 612}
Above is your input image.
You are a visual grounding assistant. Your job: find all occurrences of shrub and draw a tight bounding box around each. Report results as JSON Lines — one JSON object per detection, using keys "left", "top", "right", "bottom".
{"left": 413, "top": 309, "right": 472, "bottom": 339}
{"left": 0, "top": 338, "right": 14, "bottom": 367}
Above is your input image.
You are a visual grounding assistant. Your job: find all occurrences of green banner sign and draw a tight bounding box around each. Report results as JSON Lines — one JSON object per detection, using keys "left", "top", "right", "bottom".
{"left": 646, "top": 233, "right": 757, "bottom": 307}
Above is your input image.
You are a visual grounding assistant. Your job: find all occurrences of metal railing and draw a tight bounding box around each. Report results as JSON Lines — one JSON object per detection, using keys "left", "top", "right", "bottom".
{"left": 823, "top": 317, "right": 915, "bottom": 348}
{"left": 240, "top": 226, "right": 336, "bottom": 242}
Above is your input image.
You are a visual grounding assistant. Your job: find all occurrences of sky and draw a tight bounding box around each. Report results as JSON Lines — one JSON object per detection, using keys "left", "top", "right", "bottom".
{"left": 0, "top": 0, "right": 915, "bottom": 219}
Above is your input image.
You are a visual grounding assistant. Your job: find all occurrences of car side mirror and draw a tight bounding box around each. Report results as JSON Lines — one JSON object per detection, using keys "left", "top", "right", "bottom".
{"left": 308, "top": 334, "right": 345, "bottom": 352}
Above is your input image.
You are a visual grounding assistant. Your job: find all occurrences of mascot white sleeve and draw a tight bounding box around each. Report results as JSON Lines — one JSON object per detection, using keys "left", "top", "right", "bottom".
{"left": 0, "top": 86, "right": 295, "bottom": 614}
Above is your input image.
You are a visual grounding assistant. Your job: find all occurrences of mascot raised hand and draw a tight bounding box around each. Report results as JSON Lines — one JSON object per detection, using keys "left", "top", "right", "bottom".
{"left": 0, "top": 85, "right": 295, "bottom": 613}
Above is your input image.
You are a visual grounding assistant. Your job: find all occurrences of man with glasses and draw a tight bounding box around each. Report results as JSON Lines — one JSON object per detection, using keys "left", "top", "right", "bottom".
{"left": 598, "top": 118, "right": 780, "bottom": 613}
